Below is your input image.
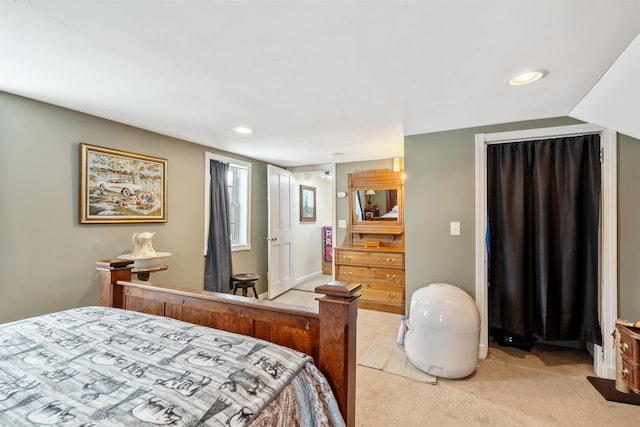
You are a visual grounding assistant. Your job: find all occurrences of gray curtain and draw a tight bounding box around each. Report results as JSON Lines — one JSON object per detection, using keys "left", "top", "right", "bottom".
{"left": 204, "top": 160, "right": 232, "bottom": 293}
{"left": 487, "top": 134, "right": 602, "bottom": 348}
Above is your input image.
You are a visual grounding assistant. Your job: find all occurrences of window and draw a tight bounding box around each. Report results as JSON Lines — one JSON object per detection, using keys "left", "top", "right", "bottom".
{"left": 204, "top": 152, "right": 251, "bottom": 253}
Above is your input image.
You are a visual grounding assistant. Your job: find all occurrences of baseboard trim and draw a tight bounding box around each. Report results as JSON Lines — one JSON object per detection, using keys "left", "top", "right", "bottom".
{"left": 296, "top": 271, "right": 323, "bottom": 285}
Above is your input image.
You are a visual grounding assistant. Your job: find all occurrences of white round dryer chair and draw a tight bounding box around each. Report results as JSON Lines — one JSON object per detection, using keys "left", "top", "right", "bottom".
{"left": 404, "top": 283, "right": 481, "bottom": 379}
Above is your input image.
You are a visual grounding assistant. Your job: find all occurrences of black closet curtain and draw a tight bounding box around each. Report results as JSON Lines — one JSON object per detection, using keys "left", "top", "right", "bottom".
{"left": 487, "top": 134, "right": 602, "bottom": 347}
{"left": 204, "top": 160, "right": 233, "bottom": 293}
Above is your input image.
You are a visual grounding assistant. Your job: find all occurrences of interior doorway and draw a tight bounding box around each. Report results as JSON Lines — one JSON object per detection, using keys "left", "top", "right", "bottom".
{"left": 486, "top": 134, "right": 602, "bottom": 351}
{"left": 291, "top": 164, "right": 336, "bottom": 285}
{"left": 475, "top": 124, "right": 617, "bottom": 379}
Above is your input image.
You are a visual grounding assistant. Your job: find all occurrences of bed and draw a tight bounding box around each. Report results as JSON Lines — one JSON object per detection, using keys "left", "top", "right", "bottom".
{"left": 379, "top": 205, "right": 398, "bottom": 219}
{"left": 0, "top": 263, "right": 361, "bottom": 426}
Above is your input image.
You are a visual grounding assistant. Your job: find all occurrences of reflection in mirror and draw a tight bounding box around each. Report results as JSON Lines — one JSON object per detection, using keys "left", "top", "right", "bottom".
{"left": 355, "top": 189, "right": 398, "bottom": 221}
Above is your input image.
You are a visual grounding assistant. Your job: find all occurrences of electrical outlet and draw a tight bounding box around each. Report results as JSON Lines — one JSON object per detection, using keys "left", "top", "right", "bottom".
{"left": 450, "top": 221, "right": 460, "bottom": 236}
{"left": 338, "top": 219, "right": 347, "bottom": 229}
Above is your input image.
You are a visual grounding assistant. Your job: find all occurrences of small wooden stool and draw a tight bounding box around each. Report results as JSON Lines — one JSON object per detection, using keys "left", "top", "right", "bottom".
{"left": 231, "top": 273, "right": 260, "bottom": 298}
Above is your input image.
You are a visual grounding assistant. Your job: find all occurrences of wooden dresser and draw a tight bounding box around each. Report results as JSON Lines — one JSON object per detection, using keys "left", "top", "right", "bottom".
{"left": 618, "top": 323, "right": 640, "bottom": 394}
{"left": 334, "top": 246, "right": 405, "bottom": 314}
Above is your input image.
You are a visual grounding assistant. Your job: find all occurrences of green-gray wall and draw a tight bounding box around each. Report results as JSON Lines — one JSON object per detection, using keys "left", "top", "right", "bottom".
{"left": 618, "top": 133, "right": 640, "bottom": 320}
{"left": 405, "top": 118, "right": 640, "bottom": 321}
{"left": 0, "top": 91, "right": 269, "bottom": 323}
{"left": 2, "top": 91, "right": 638, "bottom": 325}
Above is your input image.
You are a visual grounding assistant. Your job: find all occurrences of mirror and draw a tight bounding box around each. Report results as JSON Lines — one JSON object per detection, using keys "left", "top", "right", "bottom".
{"left": 354, "top": 189, "right": 399, "bottom": 221}
{"left": 346, "top": 169, "right": 404, "bottom": 240}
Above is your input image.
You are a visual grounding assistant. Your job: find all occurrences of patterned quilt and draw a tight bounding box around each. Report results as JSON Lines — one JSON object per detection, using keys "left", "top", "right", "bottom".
{"left": 0, "top": 306, "right": 344, "bottom": 426}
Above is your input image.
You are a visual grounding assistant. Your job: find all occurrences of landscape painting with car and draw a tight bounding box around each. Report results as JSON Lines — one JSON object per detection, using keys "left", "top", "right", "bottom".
{"left": 80, "top": 144, "right": 167, "bottom": 223}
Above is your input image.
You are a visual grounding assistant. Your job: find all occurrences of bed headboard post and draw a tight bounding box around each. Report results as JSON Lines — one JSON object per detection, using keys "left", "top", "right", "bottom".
{"left": 96, "top": 261, "right": 133, "bottom": 308}
{"left": 315, "top": 280, "right": 361, "bottom": 427}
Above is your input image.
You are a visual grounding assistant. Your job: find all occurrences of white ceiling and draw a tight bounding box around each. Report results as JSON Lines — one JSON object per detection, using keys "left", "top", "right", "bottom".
{"left": 2, "top": 1, "right": 639, "bottom": 167}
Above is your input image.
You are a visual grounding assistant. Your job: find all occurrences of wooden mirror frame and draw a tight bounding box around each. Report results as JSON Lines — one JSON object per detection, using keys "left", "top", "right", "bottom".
{"left": 347, "top": 169, "right": 404, "bottom": 239}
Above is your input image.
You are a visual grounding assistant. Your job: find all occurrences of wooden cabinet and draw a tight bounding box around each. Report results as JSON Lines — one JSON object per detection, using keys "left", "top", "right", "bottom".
{"left": 335, "top": 246, "right": 405, "bottom": 314}
{"left": 618, "top": 324, "right": 640, "bottom": 394}
{"left": 340, "top": 168, "right": 405, "bottom": 314}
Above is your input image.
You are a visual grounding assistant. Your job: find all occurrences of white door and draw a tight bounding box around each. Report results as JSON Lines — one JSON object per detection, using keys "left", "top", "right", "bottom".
{"left": 267, "top": 165, "right": 295, "bottom": 299}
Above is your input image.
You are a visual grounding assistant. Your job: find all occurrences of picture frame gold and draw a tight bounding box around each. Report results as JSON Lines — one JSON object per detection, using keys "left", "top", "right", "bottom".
{"left": 80, "top": 143, "right": 167, "bottom": 223}
{"left": 300, "top": 185, "right": 316, "bottom": 223}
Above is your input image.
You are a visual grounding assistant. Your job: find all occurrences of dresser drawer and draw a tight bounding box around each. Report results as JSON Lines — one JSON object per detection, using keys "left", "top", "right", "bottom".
{"left": 336, "top": 265, "right": 404, "bottom": 288}
{"left": 621, "top": 358, "right": 640, "bottom": 394}
{"left": 336, "top": 250, "right": 404, "bottom": 269}
{"left": 334, "top": 246, "right": 406, "bottom": 315}
{"left": 360, "top": 285, "right": 404, "bottom": 305}
{"left": 619, "top": 325, "right": 640, "bottom": 365}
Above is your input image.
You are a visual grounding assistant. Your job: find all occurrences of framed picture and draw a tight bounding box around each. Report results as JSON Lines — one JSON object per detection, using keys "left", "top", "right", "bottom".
{"left": 300, "top": 185, "right": 316, "bottom": 222}
{"left": 80, "top": 143, "right": 167, "bottom": 223}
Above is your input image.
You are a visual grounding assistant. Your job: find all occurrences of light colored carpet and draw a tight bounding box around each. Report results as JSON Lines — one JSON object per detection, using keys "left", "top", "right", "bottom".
{"left": 356, "top": 309, "right": 640, "bottom": 427}
{"left": 270, "top": 289, "right": 318, "bottom": 308}
{"left": 271, "top": 275, "right": 331, "bottom": 308}
{"left": 293, "top": 274, "right": 332, "bottom": 292}
{"left": 272, "top": 289, "right": 640, "bottom": 426}
{"left": 358, "top": 335, "right": 437, "bottom": 384}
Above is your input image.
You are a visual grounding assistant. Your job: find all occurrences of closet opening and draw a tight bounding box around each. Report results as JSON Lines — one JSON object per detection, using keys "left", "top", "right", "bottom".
{"left": 475, "top": 124, "right": 617, "bottom": 379}
{"left": 487, "top": 135, "right": 602, "bottom": 353}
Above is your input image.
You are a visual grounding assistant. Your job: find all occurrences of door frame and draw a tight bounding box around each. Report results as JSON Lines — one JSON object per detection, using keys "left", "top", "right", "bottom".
{"left": 474, "top": 124, "right": 617, "bottom": 379}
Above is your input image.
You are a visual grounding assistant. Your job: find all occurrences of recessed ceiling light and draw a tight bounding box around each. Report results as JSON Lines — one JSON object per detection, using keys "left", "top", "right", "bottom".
{"left": 508, "top": 70, "right": 548, "bottom": 86}
{"left": 233, "top": 126, "right": 254, "bottom": 134}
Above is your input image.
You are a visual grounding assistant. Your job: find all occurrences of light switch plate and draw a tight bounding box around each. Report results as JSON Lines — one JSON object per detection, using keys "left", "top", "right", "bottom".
{"left": 338, "top": 219, "right": 347, "bottom": 228}
{"left": 450, "top": 221, "right": 460, "bottom": 236}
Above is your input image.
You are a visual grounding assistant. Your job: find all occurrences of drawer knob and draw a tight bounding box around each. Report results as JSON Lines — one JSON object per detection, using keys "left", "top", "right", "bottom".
{"left": 385, "top": 258, "right": 396, "bottom": 263}
{"left": 343, "top": 255, "right": 352, "bottom": 261}
{"left": 386, "top": 274, "right": 396, "bottom": 280}
{"left": 621, "top": 342, "right": 629, "bottom": 353}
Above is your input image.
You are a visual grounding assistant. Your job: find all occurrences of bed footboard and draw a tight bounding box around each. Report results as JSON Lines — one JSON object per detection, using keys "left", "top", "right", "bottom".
{"left": 97, "top": 263, "right": 360, "bottom": 426}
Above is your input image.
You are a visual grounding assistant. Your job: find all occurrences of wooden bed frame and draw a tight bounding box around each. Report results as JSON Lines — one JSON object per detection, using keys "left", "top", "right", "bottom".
{"left": 97, "top": 263, "right": 361, "bottom": 426}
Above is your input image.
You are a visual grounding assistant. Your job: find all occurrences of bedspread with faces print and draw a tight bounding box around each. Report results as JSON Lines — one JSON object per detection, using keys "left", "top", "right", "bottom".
{"left": 0, "top": 306, "right": 321, "bottom": 426}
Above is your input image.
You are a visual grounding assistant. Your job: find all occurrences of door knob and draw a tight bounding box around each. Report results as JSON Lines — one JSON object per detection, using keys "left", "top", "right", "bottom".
{"left": 266, "top": 236, "right": 278, "bottom": 241}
